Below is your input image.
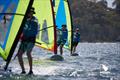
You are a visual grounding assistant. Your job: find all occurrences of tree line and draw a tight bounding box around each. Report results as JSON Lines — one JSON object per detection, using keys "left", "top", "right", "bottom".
{"left": 69, "top": 0, "right": 120, "bottom": 42}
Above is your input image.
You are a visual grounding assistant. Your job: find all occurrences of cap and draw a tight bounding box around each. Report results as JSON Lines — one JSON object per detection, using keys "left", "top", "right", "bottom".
{"left": 62, "top": 24, "right": 67, "bottom": 28}
{"left": 29, "top": 7, "right": 36, "bottom": 14}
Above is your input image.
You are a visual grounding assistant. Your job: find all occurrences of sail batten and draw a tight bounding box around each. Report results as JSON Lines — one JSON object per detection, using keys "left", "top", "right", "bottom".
{"left": 0, "top": 13, "right": 25, "bottom": 16}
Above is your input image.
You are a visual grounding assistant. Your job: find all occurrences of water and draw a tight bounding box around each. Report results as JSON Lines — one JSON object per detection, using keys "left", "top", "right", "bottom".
{"left": 0, "top": 43, "right": 120, "bottom": 80}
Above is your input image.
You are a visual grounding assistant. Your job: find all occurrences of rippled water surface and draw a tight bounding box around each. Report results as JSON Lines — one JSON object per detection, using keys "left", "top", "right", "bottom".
{"left": 0, "top": 43, "right": 120, "bottom": 80}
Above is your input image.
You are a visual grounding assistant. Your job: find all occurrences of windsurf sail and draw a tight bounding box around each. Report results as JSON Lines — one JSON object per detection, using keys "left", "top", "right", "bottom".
{"left": 53, "top": 0, "right": 73, "bottom": 51}
{"left": 0, "top": 0, "right": 33, "bottom": 69}
{"left": 33, "top": 0, "right": 57, "bottom": 53}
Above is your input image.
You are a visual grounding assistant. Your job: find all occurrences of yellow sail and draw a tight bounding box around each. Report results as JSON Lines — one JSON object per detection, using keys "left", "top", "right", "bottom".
{"left": 33, "top": 0, "right": 56, "bottom": 52}
{"left": 0, "top": 0, "right": 30, "bottom": 60}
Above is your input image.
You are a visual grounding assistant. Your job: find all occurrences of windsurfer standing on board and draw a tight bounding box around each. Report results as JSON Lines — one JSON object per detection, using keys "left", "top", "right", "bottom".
{"left": 57, "top": 25, "right": 68, "bottom": 55}
{"left": 71, "top": 28, "right": 80, "bottom": 55}
{"left": 17, "top": 7, "right": 39, "bottom": 75}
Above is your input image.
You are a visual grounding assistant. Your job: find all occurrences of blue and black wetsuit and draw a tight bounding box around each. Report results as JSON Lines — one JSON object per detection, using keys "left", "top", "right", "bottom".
{"left": 22, "top": 16, "right": 39, "bottom": 43}
{"left": 73, "top": 32, "right": 80, "bottom": 46}
{"left": 19, "top": 16, "right": 39, "bottom": 52}
{"left": 57, "top": 29, "right": 68, "bottom": 46}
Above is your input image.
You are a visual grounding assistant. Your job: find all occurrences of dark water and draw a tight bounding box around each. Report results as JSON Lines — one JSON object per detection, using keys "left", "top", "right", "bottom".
{"left": 0, "top": 43, "right": 120, "bottom": 80}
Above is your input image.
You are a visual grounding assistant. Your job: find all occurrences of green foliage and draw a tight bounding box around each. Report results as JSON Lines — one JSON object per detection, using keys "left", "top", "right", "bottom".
{"left": 70, "top": 0, "right": 120, "bottom": 42}
{"left": 113, "top": 0, "right": 120, "bottom": 14}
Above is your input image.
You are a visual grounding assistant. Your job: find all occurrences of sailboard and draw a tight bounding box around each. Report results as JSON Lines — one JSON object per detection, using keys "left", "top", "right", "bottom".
{"left": 0, "top": 0, "right": 34, "bottom": 70}
{"left": 53, "top": 0, "right": 73, "bottom": 52}
{"left": 33, "top": 0, "right": 57, "bottom": 54}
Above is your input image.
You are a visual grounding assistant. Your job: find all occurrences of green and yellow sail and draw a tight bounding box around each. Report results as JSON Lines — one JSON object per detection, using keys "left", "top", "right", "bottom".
{"left": 0, "top": 0, "right": 32, "bottom": 60}
{"left": 33, "top": 0, "right": 72, "bottom": 53}
{"left": 0, "top": 0, "right": 56, "bottom": 66}
{"left": 33, "top": 0, "right": 56, "bottom": 52}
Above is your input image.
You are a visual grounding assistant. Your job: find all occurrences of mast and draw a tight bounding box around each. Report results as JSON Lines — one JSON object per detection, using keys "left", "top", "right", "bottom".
{"left": 50, "top": 0, "right": 57, "bottom": 54}
{"left": 67, "top": 0, "right": 74, "bottom": 54}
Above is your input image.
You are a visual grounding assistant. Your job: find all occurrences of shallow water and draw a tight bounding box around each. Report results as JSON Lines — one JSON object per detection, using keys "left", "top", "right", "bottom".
{"left": 0, "top": 43, "right": 120, "bottom": 80}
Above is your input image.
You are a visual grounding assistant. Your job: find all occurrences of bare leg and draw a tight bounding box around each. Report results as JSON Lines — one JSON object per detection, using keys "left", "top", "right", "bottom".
{"left": 73, "top": 46, "right": 76, "bottom": 53}
{"left": 71, "top": 45, "right": 74, "bottom": 55}
{"left": 26, "top": 49, "right": 33, "bottom": 72}
{"left": 18, "top": 51, "right": 25, "bottom": 72}
{"left": 60, "top": 44, "right": 64, "bottom": 55}
{"left": 73, "top": 43, "right": 78, "bottom": 53}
